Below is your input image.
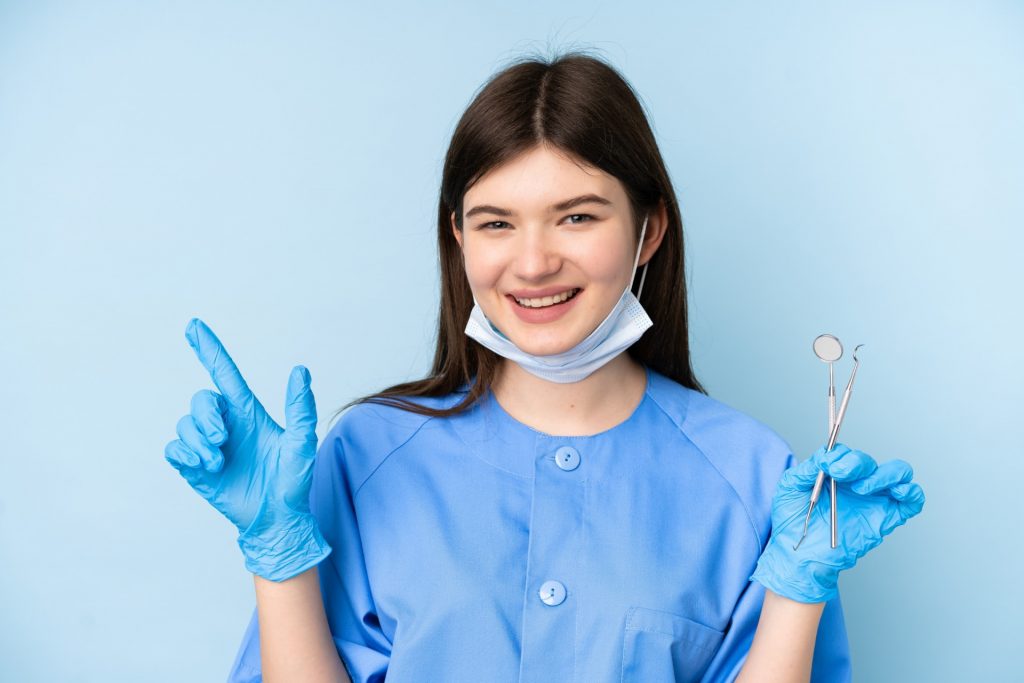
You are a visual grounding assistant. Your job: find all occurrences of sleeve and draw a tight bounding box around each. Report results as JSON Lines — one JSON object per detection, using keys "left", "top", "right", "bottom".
{"left": 694, "top": 440, "right": 853, "bottom": 683}
{"left": 224, "top": 418, "right": 393, "bottom": 683}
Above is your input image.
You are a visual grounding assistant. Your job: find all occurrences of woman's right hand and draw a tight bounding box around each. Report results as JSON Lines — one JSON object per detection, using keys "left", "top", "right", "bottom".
{"left": 164, "top": 318, "right": 331, "bottom": 582}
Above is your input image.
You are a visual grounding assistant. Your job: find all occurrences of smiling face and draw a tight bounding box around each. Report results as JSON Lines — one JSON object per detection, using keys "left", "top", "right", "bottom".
{"left": 452, "top": 143, "right": 653, "bottom": 357}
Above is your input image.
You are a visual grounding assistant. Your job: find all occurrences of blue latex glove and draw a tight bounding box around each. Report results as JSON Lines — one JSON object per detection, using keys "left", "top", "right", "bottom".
{"left": 164, "top": 318, "right": 332, "bottom": 582}
{"left": 750, "top": 443, "right": 925, "bottom": 603}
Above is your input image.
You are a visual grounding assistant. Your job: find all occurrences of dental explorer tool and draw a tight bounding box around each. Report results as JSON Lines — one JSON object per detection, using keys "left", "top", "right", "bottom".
{"left": 794, "top": 344, "right": 864, "bottom": 551}
{"left": 812, "top": 334, "right": 843, "bottom": 548}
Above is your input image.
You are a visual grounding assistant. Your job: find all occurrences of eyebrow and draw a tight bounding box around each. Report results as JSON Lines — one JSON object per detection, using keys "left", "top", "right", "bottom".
{"left": 464, "top": 193, "right": 613, "bottom": 219}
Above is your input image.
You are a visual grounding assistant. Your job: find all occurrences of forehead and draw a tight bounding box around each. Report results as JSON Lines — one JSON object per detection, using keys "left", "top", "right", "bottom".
{"left": 464, "top": 144, "right": 625, "bottom": 211}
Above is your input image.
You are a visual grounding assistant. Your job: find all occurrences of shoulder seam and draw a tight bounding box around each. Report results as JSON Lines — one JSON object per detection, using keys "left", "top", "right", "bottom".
{"left": 350, "top": 411, "right": 436, "bottom": 500}
{"left": 645, "top": 390, "right": 764, "bottom": 554}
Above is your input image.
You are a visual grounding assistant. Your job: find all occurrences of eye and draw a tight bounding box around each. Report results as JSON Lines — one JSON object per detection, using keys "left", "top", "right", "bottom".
{"left": 565, "top": 214, "right": 595, "bottom": 224}
{"left": 479, "top": 221, "right": 509, "bottom": 230}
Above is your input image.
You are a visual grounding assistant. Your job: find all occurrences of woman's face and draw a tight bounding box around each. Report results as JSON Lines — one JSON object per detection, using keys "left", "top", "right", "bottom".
{"left": 452, "top": 143, "right": 656, "bottom": 357}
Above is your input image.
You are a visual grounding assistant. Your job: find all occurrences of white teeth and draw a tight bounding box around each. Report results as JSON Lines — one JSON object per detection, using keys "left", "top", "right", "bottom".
{"left": 515, "top": 288, "right": 578, "bottom": 308}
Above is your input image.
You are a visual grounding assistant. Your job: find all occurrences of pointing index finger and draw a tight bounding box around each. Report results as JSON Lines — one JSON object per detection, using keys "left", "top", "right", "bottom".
{"left": 185, "top": 318, "right": 253, "bottom": 407}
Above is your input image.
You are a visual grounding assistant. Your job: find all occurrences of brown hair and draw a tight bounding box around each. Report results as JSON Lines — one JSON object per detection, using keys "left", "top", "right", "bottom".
{"left": 330, "top": 48, "right": 706, "bottom": 424}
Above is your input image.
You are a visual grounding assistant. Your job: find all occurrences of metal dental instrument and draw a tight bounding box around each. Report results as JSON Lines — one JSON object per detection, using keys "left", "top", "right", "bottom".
{"left": 812, "top": 334, "right": 843, "bottom": 548}
{"left": 795, "top": 335, "right": 843, "bottom": 550}
{"left": 794, "top": 343, "right": 864, "bottom": 551}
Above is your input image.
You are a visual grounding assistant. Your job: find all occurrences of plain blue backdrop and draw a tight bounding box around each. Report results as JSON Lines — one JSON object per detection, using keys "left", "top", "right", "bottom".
{"left": 1, "top": 1, "right": 1020, "bottom": 681}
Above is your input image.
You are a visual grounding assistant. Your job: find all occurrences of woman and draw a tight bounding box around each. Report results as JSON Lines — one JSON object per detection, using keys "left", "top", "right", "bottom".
{"left": 166, "top": 52, "right": 924, "bottom": 682}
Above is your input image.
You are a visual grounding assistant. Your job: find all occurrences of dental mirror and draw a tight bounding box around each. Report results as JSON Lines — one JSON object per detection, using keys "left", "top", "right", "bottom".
{"left": 813, "top": 334, "right": 843, "bottom": 364}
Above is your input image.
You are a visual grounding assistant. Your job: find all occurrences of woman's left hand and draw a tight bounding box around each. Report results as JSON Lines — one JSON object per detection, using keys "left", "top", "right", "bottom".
{"left": 750, "top": 443, "right": 926, "bottom": 603}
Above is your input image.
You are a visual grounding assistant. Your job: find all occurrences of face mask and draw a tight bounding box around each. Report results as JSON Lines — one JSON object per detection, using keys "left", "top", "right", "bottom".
{"left": 464, "top": 214, "right": 653, "bottom": 383}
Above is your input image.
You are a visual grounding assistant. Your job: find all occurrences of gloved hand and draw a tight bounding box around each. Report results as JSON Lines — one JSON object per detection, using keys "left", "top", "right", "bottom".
{"left": 164, "top": 318, "right": 332, "bottom": 582}
{"left": 750, "top": 443, "right": 925, "bottom": 603}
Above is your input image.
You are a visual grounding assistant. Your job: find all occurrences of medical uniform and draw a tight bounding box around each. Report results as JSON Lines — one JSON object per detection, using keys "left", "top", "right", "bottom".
{"left": 227, "top": 364, "right": 851, "bottom": 682}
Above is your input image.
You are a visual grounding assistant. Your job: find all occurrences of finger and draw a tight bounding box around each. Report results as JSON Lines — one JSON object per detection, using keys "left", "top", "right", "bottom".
{"left": 849, "top": 459, "right": 914, "bottom": 496}
{"left": 890, "top": 482, "right": 926, "bottom": 517}
{"left": 878, "top": 483, "right": 926, "bottom": 536}
{"left": 185, "top": 318, "right": 253, "bottom": 408}
{"left": 176, "top": 414, "right": 225, "bottom": 473}
{"left": 825, "top": 448, "right": 877, "bottom": 483}
{"left": 164, "top": 440, "right": 214, "bottom": 494}
{"left": 780, "top": 443, "right": 851, "bottom": 490}
{"left": 191, "top": 389, "right": 228, "bottom": 446}
{"left": 164, "top": 439, "right": 201, "bottom": 469}
{"left": 282, "top": 366, "right": 317, "bottom": 454}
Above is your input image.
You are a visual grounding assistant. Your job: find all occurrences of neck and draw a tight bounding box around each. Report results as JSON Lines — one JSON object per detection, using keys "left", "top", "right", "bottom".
{"left": 490, "top": 352, "right": 648, "bottom": 436}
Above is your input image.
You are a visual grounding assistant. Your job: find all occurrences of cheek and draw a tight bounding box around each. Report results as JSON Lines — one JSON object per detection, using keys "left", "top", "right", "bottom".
{"left": 571, "top": 238, "right": 629, "bottom": 285}
{"left": 461, "top": 244, "right": 505, "bottom": 288}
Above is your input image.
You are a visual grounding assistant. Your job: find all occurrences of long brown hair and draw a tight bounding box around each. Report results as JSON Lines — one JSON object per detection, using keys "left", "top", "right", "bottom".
{"left": 330, "top": 49, "right": 706, "bottom": 424}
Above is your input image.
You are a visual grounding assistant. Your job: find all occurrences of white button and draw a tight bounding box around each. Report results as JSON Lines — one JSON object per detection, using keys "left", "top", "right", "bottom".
{"left": 538, "top": 580, "right": 567, "bottom": 606}
{"left": 554, "top": 446, "right": 580, "bottom": 471}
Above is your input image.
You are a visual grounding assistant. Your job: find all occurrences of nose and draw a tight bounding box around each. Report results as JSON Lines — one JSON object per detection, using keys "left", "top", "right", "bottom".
{"left": 512, "top": 227, "right": 562, "bottom": 282}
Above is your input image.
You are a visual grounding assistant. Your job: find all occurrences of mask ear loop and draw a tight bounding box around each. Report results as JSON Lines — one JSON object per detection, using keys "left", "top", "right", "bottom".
{"left": 633, "top": 215, "right": 650, "bottom": 301}
{"left": 636, "top": 263, "right": 649, "bottom": 301}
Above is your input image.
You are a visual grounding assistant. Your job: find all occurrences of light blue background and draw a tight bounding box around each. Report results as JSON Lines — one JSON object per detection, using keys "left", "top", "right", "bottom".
{"left": 1, "top": 2, "right": 1020, "bottom": 681}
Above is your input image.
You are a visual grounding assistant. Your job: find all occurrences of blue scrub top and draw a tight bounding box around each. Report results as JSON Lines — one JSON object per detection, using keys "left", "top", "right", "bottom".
{"left": 227, "top": 364, "right": 851, "bottom": 682}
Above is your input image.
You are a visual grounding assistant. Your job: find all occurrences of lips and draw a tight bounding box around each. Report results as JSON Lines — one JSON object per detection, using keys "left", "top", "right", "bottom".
{"left": 508, "top": 285, "right": 582, "bottom": 299}
{"left": 511, "top": 288, "right": 581, "bottom": 308}
{"left": 506, "top": 287, "right": 584, "bottom": 323}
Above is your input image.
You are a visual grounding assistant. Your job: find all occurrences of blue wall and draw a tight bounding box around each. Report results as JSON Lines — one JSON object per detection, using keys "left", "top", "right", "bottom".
{"left": 1, "top": 2, "right": 1020, "bottom": 680}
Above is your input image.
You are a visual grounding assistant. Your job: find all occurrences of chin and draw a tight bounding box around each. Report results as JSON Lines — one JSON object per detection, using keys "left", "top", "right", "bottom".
{"left": 506, "top": 332, "right": 581, "bottom": 357}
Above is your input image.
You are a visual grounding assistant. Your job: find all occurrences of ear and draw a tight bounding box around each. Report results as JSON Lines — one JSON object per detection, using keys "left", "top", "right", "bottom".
{"left": 451, "top": 211, "right": 463, "bottom": 249}
{"left": 638, "top": 199, "right": 669, "bottom": 267}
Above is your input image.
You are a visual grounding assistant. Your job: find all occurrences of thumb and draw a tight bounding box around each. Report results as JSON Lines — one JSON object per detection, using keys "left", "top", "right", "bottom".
{"left": 283, "top": 365, "right": 317, "bottom": 452}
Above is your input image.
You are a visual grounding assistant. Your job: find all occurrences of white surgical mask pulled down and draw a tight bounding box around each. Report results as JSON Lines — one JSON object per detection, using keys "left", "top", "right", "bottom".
{"left": 464, "top": 215, "right": 653, "bottom": 383}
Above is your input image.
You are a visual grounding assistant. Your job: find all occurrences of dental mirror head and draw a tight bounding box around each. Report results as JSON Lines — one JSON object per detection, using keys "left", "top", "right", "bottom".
{"left": 813, "top": 334, "right": 843, "bottom": 363}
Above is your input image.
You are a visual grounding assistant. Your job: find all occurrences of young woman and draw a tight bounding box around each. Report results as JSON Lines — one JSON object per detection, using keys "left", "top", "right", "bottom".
{"left": 166, "top": 52, "right": 924, "bottom": 683}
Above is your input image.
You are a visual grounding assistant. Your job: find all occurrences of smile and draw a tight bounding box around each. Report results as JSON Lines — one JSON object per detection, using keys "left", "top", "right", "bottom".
{"left": 513, "top": 288, "right": 581, "bottom": 308}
